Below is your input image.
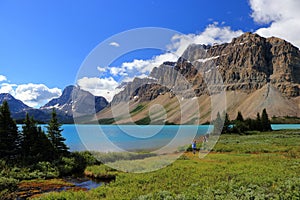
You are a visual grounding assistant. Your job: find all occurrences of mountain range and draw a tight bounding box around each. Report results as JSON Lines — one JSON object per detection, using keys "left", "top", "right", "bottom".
{"left": 1, "top": 33, "right": 299, "bottom": 124}
{"left": 97, "top": 32, "right": 300, "bottom": 124}
{"left": 0, "top": 85, "right": 108, "bottom": 123}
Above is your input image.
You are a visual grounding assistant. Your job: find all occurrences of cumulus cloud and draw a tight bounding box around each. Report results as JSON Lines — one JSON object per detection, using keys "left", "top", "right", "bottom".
{"left": 121, "top": 52, "right": 178, "bottom": 74}
{"left": 77, "top": 76, "right": 119, "bottom": 102}
{"left": 0, "top": 83, "right": 17, "bottom": 95}
{"left": 108, "top": 23, "right": 243, "bottom": 83}
{"left": 97, "top": 66, "right": 107, "bottom": 73}
{"left": 250, "top": 0, "right": 300, "bottom": 48}
{"left": 109, "top": 42, "right": 120, "bottom": 47}
{"left": 0, "top": 78, "right": 62, "bottom": 107}
{"left": 14, "top": 83, "right": 62, "bottom": 108}
{"left": 168, "top": 23, "right": 244, "bottom": 55}
{"left": 89, "top": 23, "right": 243, "bottom": 101}
{"left": 0, "top": 75, "right": 7, "bottom": 82}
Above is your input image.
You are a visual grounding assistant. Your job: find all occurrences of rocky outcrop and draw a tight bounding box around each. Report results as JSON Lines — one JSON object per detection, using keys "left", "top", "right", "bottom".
{"left": 181, "top": 32, "right": 300, "bottom": 96}
{"left": 98, "top": 33, "right": 300, "bottom": 124}
{"left": 111, "top": 78, "right": 157, "bottom": 104}
{"left": 130, "top": 84, "right": 170, "bottom": 102}
{"left": 113, "top": 32, "right": 300, "bottom": 105}
{"left": 121, "top": 33, "right": 299, "bottom": 99}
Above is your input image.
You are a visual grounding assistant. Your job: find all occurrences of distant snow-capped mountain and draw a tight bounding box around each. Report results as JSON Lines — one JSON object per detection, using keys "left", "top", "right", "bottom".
{"left": 41, "top": 85, "right": 108, "bottom": 117}
{"left": 0, "top": 85, "right": 109, "bottom": 123}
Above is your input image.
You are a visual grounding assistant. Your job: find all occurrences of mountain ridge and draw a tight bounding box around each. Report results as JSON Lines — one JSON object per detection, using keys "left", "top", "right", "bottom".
{"left": 98, "top": 32, "right": 300, "bottom": 124}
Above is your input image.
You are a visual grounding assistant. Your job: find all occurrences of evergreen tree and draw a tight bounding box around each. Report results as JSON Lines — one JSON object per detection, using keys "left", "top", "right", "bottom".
{"left": 245, "top": 118, "right": 255, "bottom": 131}
{"left": 222, "top": 112, "right": 231, "bottom": 134}
{"left": 261, "top": 108, "right": 272, "bottom": 131}
{"left": 213, "top": 112, "right": 223, "bottom": 134}
{"left": 46, "top": 109, "right": 69, "bottom": 158}
{"left": 255, "top": 112, "right": 262, "bottom": 131}
{"left": 236, "top": 111, "right": 244, "bottom": 122}
{"left": 233, "top": 111, "right": 249, "bottom": 134}
{"left": 35, "top": 126, "right": 55, "bottom": 161}
{"left": 0, "top": 101, "right": 20, "bottom": 162}
{"left": 21, "top": 113, "right": 35, "bottom": 161}
{"left": 21, "top": 114, "right": 54, "bottom": 164}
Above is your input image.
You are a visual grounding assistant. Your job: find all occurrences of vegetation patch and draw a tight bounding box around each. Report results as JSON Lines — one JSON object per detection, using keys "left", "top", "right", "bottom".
{"left": 92, "top": 151, "right": 157, "bottom": 163}
{"left": 16, "top": 179, "right": 85, "bottom": 199}
{"left": 98, "top": 118, "right": 116, "bottom": 124}
{"left": 130, "top": 105, "right": 145, "bottom": 115}
{"left": 84, "top": 165, "right": 118, "bottom": 180}
{"left": 135, "top": 116, "right": 151, "bottom": 125}
{"left": 35, "top": 130, "right": 300, "bottom": 199}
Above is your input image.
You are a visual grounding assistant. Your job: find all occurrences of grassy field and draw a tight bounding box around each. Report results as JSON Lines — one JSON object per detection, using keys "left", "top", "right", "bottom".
{"left": 35, "top": 130, "right": 300, "bottom": 199}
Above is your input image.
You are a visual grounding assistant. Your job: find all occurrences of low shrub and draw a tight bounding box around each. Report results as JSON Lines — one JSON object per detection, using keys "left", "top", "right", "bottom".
{"left": 0, "top": 177, "right": 19, "bottom": 192}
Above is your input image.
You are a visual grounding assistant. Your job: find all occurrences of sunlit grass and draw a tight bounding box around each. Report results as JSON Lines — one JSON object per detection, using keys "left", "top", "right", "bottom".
{"left": 35, "top": 130, "right": 300, "bottom": 199}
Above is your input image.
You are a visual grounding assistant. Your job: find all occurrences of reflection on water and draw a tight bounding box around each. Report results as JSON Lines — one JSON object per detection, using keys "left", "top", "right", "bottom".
{"left": 64, "top": 176, "right": 106, "bottom": 190}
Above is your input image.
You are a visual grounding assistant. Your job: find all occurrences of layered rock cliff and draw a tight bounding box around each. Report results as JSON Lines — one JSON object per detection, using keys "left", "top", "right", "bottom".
{"left": 182, "top": 32, "right": 300, "bottom": 96}
{"left": 100, "top": 33, "right": 300, "bottom": 124}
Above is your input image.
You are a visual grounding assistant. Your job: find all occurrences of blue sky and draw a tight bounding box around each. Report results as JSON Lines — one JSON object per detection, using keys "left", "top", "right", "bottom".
{"left": 0, "top": 0, "right": 299, "bottom": 107}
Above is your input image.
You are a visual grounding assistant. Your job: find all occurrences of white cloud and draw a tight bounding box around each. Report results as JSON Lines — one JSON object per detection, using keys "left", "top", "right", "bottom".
{"left": 0, "top": 83, "right": 16, "bottom": 95}
{"left": 0, "top": 77, "right": 62, "bottom": 108}
{"left": 14, "top": 83, "right": 62, "bottom": 108}
{"left": 0, "top": 75, "right": 7, "bottom": 82}
{"left": 109, "top": 42, "right": 120, "bottom": 47}
{"left": 110, "top": 66, "right": 124, "bottom": 76}
{"left": 109, "top": 23, "right": 242, "bottom": 83}
{"left": 168, "top": 23, "right": 244, "bottom": 56}
{"left": 250, "top": 0, "right": 300, "bottom": 48}
{"left": 120, "top": 52, "right": 178, "bottom": 74}
{"left": 77, "top": 76, "right": 119, "bottom": 102}
{"left": 91, "top": 23, "right": 243, "bottom": 101}
{"left": 97, "top": 66, "right": 107, "bottom": 73}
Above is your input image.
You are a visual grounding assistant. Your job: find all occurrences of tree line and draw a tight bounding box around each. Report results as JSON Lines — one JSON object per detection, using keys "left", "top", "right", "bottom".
{"left": 214, "top": 108, "right": 272, "bottom": 134}
{"left": 0, "top": 101, "right": 69, "bottom": 165}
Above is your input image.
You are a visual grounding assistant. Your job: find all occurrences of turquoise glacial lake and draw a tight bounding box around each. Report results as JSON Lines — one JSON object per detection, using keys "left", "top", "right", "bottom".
{"left": 18, "top": 124, "right": 300, "bottom": 152}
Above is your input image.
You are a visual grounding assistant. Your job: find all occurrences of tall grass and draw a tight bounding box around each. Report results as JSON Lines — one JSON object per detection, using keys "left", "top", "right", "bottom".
{"left": 34, "top": 130, "right": 300, "bottom": 199}
{"left": 91, "top": 151, "right": 156, "bottom": 163}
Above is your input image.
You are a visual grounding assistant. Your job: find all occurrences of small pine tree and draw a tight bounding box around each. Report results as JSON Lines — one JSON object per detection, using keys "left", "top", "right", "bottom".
{"left": 255, "top": 112, "right": 262, "bottom": 131}
{"left": 0, "top": 101, "right": 20, "bottom": 162}
{"left": 21, "top": 114, "right": 54, "bottom": 164}
{"left": 261, "top": 108, "right": 272, "bottom": 131}
{"left": 47, "top": 109, "right": 69, "bottom": 158}
{"left": 35, "top": 126, "right": 55, "bottom": 161}
{"left": 213, "top": 112, "right": 223, "bottom": 134}
{"left": 222, "top": 112, "right": 231, "bottom": 134}
{"left": 21, "top": 113, "right": 35, "bottom": 162}
{"left": 232, "top": 111, "right": 249, "bottom": 134}
{"left": 236, "top": 111, "right": 244, "bottom": 122}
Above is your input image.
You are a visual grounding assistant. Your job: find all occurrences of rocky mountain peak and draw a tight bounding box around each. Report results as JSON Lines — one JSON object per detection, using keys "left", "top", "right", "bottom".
{"left": 111, "top": 33, "right": 300, "bottom": 107}
{"left": 179, "top": 32, "right": 300, "bottom": 97}
{"left": 232, "top": 32, "right": 264, "bottom": 44}
{"left": 42, "top": 85, "right": 108, "bottom": 117}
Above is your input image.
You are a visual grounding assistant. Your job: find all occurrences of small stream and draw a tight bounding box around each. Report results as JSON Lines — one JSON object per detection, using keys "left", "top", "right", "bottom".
{"left": 16, "top": 176, "right": 109, "bottom": 199}
{"left": 64, "top": 176, "right": 108, "bottom": 190}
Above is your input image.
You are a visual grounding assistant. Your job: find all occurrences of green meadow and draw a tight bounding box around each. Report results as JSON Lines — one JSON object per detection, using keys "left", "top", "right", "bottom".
{"left": 34, "top": 129, "right": 300, "bottom": 200}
